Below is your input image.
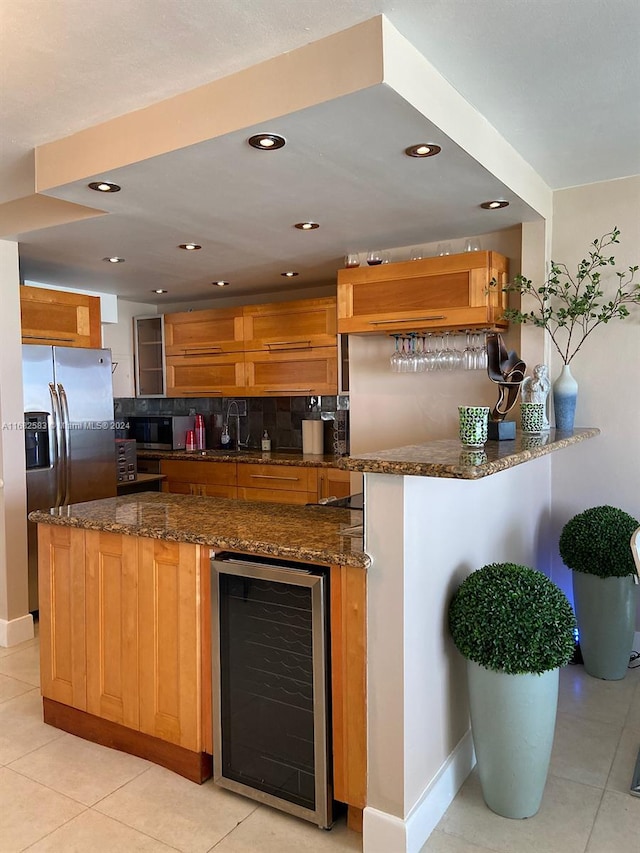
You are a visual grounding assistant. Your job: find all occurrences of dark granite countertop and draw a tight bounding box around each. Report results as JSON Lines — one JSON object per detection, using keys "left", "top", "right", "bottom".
{"left": 339, "top": 428, "right": 600, "bottom": 479}
{"left": 137, "top": 449, "right": 345, "bottom": 468}
{"left": 29, "top": 492, "right": 369, "bottom": 568}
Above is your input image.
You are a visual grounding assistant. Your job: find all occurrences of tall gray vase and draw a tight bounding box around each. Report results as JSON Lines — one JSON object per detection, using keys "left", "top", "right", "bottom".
{"left": 467, "top": 660, "right": 559, "bottom": 818}
{"left": 572, "top": 572, "right": 637, "bottom": 680}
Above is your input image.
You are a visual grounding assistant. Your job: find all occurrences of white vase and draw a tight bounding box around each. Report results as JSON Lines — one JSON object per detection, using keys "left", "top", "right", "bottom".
{"left": 553, "top": 364, "right": 578, "bottom": 431}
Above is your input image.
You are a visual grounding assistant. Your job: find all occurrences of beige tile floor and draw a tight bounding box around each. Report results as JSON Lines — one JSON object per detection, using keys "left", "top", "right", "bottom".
{"left": 0, "top": 632, "right": 638, "bottom": 853}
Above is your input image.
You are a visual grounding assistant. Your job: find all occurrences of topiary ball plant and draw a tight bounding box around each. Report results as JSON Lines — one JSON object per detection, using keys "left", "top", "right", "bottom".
{"left": 559, "top": 505, "right": 639, "bottom": 578}
{"left": 449, "top": 562, "right": 576, "bottom": 675}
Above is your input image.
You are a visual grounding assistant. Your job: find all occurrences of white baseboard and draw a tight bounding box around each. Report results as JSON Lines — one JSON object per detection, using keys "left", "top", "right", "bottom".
{"left": 0, "top": 614, "right": 35, "bottom": 647}
{"left": 363, "top": 729, "right": 475, "bottom": 853}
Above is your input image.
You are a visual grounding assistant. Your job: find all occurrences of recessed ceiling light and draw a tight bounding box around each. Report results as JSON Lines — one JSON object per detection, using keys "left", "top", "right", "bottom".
{"left": 281, "top": 271, "right": 299, "bottom": 278}
{"left": 88, "top": 181, "right": 121, "bottom": 192}
{"left": 248, "top": 133, "right": 286, "bottom": 150}
{"left": 294, "top": 222, "right": 319, "bottom": 230}
{"left": 178, "top": 243, "right": 202, "bottom": 250}
{"left": 151, "top": 289, "right": 167, "bottom": 294}
{"left": 212, "top": 280, "right": 230, "bottom": 287}
{"left": 480, "top": 200, "right": 510, "bottom": 210}
{"left": 103, "top": 256, "right": 125, "bottom": 263}
{"left": 404, "top": 144, "right": 441, "bottom": 158}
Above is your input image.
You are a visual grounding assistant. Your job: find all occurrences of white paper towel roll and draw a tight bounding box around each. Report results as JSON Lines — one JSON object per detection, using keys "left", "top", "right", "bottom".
{"left": 302, "top": 419, "right": 323, "bottom": 454}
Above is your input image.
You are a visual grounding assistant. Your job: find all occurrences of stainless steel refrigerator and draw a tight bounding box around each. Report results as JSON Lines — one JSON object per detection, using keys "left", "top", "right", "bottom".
{"left": 23, "top": 345, "right": 117, "bottom": 611}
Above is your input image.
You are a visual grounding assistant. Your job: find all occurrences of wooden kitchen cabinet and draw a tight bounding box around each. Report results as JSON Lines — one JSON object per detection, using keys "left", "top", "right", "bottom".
{"left": 237, "top": 462, "right": 319, "bottom": 505}
{"left": 21, "top": 284, "right": 101, "bottom": 348}
{"left": 244, "top": 346, "right": 337, "bottom": 396}
{"left": 242, "top": 296, "right": 337, "bottom": 351}
{"left": 337, "top": 251, "right": 509, "bottom": 335}
{"left": 164, "top": 306, "right": 246, "bottom": 397}
{"left": 138, "top": 539, "right": 202, "bottom": 751}
{"left": 39, "top": 525, "right": 208, "bottom": 771}
{"left": 318, "top": 467, "right": 352, "bottom": 501}
{"left": 160, "top": 460, "right": 237, "bottom": 498}
{"left": 85, "top": 531, "right": 139, "bottom": 729}
{"left": 38, "top": 525, "right": 87, "bottom": 710}
{"left": 331, "top": 563, "right": 367, "bottom": 815}
{"left": 165, "top": 351, "right": 246, "bottom": 397}
{"left": 164, "top": 306, "right": 244, "bottom": 355}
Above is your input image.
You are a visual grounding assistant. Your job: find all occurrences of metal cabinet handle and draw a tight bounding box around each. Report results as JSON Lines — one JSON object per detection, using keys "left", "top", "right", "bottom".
{"left": 24, "top": 334, "right": 75, "bottom": 342}
{"left": 263, "top": 389, "right": 313, "bottom": 393}
{"left": 182, "top": 347, "right": 223, "bottom": 356}
{"left": 265, "top": 340, "right": 312, "bottom": 350}
{"left": 249, "top": 474, "right": 300, "bottom": 482}
{"left": 368, "top": 316, "right": 446, "bottom": 324}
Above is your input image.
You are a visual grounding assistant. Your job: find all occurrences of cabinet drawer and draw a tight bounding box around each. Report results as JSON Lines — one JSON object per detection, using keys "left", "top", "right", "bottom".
{"left": 238, "top": 464, "right": 318, "bottom": 494}
{"left": 318, "top": 468, "right": 352, "bottom": 501}
{"left": 160, "top": 460, "right": 237, "bottom": 486}
{"left": 237, "top": 486, "right": 317, "bottom": 505}
{"left": 244, "top": 347, "right": 337, "bottom": 395}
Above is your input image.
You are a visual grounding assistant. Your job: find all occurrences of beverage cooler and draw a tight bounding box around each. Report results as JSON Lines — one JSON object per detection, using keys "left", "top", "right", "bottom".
{"left": 211, "top": 553, "right": 332, "bottom": 828}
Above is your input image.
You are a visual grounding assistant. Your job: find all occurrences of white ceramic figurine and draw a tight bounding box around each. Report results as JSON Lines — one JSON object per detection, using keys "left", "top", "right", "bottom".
{"left": 521, "top": 364, "right": 551, "bottom": 430}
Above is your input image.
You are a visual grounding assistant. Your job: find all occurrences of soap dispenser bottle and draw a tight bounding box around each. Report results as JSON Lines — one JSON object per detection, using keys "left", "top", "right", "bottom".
{"left": 261, "top": 430, "right": 271, "bottom": 451}
{"left": 220, "top": 424, "right": 232, "bottom": 449}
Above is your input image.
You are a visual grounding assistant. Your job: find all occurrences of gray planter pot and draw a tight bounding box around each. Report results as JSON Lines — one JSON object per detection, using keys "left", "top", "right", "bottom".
{"left": 467, "top": 660, "right": 559, "bottom": 819}
{"left": 572, "top": 572, "right": 637, "bottom": 680}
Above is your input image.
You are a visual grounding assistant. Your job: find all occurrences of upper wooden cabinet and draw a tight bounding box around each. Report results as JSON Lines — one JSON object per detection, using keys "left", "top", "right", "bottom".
{"left": 164, "top": 306, "right": 245, "bottom": 355}
{"left": 336, "top": 251, "right": 509, "bottom": 335}
{"left": 21, "top": 285, "right": 101, "bottom": 348}
{"left": 243, "top": 296, "right": 337, "bottom": 351}
{"left": 162, "top": 296, "right": 338, "bottom": 397}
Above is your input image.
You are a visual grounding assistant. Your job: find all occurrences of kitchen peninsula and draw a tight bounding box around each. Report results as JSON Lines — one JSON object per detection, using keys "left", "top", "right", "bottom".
{"left": 31, "top": 428, "right": 599, "bottom": 850}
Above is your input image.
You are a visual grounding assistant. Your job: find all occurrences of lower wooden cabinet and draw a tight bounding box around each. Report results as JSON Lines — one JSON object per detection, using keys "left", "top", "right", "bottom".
{"left": 318, "top": 468, "right": 352, "bottom": 501}
{"left": 160, "top": 460, "right": 237, "bottom": 499}
{"left": 38, "top": 525, "right": 87, "bottom": 710}
{"left": 237, "top": 462, "right": 319, "bottom": 505}
{"left": 39, "top": 527, "right": 205, "bottom": 753}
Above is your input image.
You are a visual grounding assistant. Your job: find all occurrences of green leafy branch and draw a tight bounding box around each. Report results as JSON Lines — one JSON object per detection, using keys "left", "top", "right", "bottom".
{"left": 494, "top": 227, "right": 640, "bottom": 365}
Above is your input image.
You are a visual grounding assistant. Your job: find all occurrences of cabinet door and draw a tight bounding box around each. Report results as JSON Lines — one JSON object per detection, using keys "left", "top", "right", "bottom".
{"left": 164, "top": 307, "right": 244, "bottom": 355}
{"left": 244, "top": 347, "right": 337, "bottom": 396}
{"left": 85, "top": 531, "right": 139, "bottom": 729}
{"left": 237, "top": 463, "right": 318, "bottom": 504}
{"left": 138, "top": 539, "right": 202, "bottom": 751}
{"left": 21, "top": 285, "right": 101, "bottom": 348}
{"left": 134, "top": 315, "right": 165, "bottom": 397}
{"left": 165, "top": 351, "right": 246, "bottom": 397}
{"left": 337, "top": 251, "right": 508, "bottom": 334}
{"left": 331, "top": 564, "right": 366, "bottom": 809}
{"left": 243, "top": 296, "right": 337, "bottom": 351}
{"left": 318, "top": 468, "right": 352, "bottom": 501}
{"left": 38, "top": 525, "right": 87, "bottom": 709}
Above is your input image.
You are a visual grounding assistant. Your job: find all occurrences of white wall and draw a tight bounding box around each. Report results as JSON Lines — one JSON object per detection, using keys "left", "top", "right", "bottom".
{"left": 547, "top": 176, "right": 640, "bottom": 609}
{"left": 0, "top": 240, "right": 32, "bottom": 645}
{"left": 349, "top": 226, "right": 531, "bottom": 453}
{"left": 102, "top": 299, "right": 158, "bottom": 398}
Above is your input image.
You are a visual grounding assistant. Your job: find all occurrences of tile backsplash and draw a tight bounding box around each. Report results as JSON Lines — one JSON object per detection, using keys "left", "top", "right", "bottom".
{"left": 114, "top": 395, "right": 350, "bottom": 455}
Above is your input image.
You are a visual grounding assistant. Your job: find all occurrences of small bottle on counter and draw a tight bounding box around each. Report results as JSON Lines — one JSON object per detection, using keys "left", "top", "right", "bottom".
{"left": 261, "top": 430, "right": 271, "bottom": 451}
{"left": 220, "top": 425, "right": 232, "bottom": 449}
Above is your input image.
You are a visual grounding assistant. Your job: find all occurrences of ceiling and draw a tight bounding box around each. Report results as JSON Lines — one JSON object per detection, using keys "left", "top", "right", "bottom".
{"left": 2, "top": 0, "right": 639, "bottom": 307}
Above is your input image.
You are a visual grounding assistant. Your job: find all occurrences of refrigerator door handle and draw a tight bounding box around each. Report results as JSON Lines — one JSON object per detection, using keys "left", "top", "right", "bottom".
{"left": 48, "top": 383, "right": 64, "bottom": 507}
{"left": 57, "top": 383, "right": 72, "bottom": 505}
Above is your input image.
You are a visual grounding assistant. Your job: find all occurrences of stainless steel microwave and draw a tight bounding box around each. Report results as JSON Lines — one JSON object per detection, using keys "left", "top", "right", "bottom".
{"left": 128, "top": 415, "right": 195, "bottom": 450}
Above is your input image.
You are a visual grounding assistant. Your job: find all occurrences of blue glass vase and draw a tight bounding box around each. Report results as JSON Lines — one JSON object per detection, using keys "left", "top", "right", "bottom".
{"left": 553, "top": 364, "right": 578, "bottom": 431}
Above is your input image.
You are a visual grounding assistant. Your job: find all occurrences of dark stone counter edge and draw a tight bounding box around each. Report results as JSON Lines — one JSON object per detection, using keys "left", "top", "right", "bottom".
{"left": 337, "top": 428, "right": 600, "bottom": 479}
{"left": 28, "top": 511, "right": 371, "bottom": 570}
